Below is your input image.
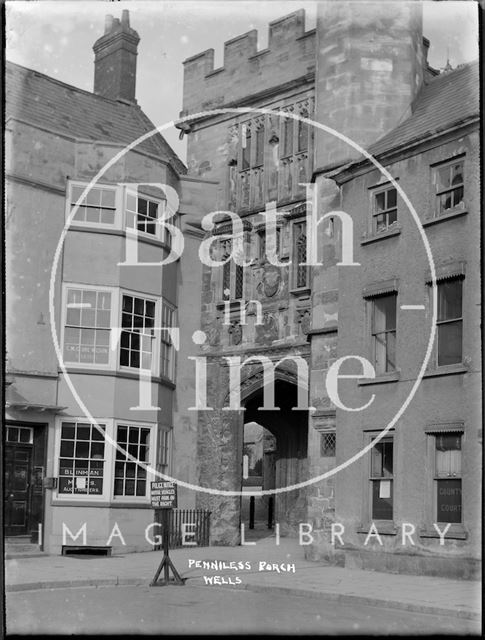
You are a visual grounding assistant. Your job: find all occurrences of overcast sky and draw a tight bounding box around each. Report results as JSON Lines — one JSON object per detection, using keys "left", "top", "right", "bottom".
{"left": 6, "top": 0, "right": 479, "bottom": 162}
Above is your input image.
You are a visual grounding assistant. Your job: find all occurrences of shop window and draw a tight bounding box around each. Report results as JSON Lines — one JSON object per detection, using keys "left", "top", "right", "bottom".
{"left": 58, "top": 422, "right": 105, "bottom": 496}
{"left": 432, "top": 156, "right": 465, "bottom": 217}
{"left": 120, "top": 294, "right": 156, "bottom": 370}
{"left": 436, "top": 279, "right": 463, "bottom": 366}
{"left": 434, "top": 433, "right": 462, "bottom": 523}
{"left": 292, "top": 220, "right": 308, "bottom": 289}
{"left": 370, "top": 437, "right": 394, "bottom": 520}
{"left": 63, "top": 287, "right": 112, "bottom": 366}
{"left": 371, "top": 293, "right": 397, "bottom": 374}
{"left": 114, "top": 425, "right": 151, "bottom": 497}
{"left": 372, "top": 186, "right": 397, "bottom": 234}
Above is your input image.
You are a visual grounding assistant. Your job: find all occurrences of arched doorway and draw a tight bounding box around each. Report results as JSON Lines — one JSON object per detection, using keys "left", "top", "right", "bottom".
{"left": 240, "top": 379, "right": 308, "bottom": 541}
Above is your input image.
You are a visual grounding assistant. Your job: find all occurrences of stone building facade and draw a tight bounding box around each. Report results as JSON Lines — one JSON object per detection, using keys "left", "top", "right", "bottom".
{"left": 181, "top": 2, "right": 481, "bottom": 577}
{"left": 5, "top": 11, "right": 211, "bottom": 554}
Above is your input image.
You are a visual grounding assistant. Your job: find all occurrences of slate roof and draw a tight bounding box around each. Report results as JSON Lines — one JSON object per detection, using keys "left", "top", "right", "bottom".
{"left": 367, "top": 60, "right": 479, "bottom": 159}
{"left": 5, "top": 61, "right": 186, "bottom": 175}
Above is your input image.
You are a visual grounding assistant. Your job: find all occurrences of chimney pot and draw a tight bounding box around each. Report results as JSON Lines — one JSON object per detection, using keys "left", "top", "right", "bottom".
{"left": 93, "top": 11, "right": 140, "bottom": 103}
{"left": 105, "top": 14, "right": 114, "bottom": 34}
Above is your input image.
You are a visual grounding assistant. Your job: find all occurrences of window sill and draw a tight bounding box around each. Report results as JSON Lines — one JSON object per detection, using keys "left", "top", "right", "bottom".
{"left": 51, "top": 500, "right": 153, "bottom": 509}
{"left": 68, "top": 223, "right": 171, "bottom": 250}
{"left": 357, "top": 522, "right": 397, "bottom": 536}
{"left": 358, "top": 371, "right": 400, "bottom": 386}
{"left": 423, "top": 364, "right": 468, "bottom": 379}
{"left": 361, "top": 225, "right": 402, "bottom": 245}
{"left": 422, "top": 208, "right": 468, "bottom": 227}
{"left": 419, "top": 526, "right": 468, "bottom": 540}
{"left": 60, "top": 367, "right": 176, "bottom": 388}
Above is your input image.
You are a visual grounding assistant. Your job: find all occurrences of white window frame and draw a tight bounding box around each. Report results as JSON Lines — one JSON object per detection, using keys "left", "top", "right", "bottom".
{"left": 124, "top": 188, "right": 165, "bottom": 242}
{"left": 371, "top": 185, "right": 398, "bottom": 235}
{"left": 431, "top": 155, "right": 465, "bottom": 218}
{"left": 118, "top": 289, "right": 161, "bottom": 377}
{"left": 54, "top": 417, "right": 113, "bottom": 502}
{"left": 66, "top": 181, "right": 121, "bottom": 230}
{"left": 112, "top": 420, "right": 157, "bottom": 503}
{"left": 434, "top": 278, "right": 463, "bottom": 368}
{"left": 66, "top": 181, "right": 173, "bottom": 246}
{"left": 157, "top": 427, "right": 172, "bottom": 475}
{"left": 54, "top": 417, "right": 157, "bottom": 503}
{"left": 160, "top": 299, "right": 177, "bottom": 381}
{"left": 61, "top": 283, "right": 119, "bottom": 370}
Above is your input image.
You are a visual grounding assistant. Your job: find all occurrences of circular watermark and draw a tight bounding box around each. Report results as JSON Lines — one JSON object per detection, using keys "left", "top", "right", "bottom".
{"left": 49, "top": 107, "right": 437, "bottom": 497}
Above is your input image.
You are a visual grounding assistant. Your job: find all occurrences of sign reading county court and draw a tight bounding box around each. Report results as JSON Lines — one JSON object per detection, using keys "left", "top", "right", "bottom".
{"left": 151, "top": 481, "right": 177, "bottom": 509}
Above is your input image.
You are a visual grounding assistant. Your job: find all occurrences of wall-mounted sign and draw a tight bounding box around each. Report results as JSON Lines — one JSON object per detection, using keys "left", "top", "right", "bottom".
{"left": 151, "top": 481, "right": 177, "bottom": 509}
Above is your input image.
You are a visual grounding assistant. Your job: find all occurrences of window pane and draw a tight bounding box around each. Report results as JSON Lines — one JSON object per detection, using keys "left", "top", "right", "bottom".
{"left": 372, "top": 480, "right": 393, "bottom": 520}
{"left": 438, "top": 281, "right": 462, "bottom": 321}
{"left": 375, "top": 192, "right": 386, "bottom": 212}
{"left": 437, "top": 479, "right": 461, "bottom": 523}
{"left": 373, "top": 295, "right": 396, "bottom": 331}
{"left": 387, "top": 188, "right": 397, "bottom": 208}
{"left": 437, "top": 321, "right": 462, "bottom": 366}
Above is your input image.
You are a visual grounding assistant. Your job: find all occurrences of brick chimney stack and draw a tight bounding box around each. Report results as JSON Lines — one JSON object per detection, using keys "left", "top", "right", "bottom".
{"left": 93, "top": 10, "right": 140, "bottom": 103}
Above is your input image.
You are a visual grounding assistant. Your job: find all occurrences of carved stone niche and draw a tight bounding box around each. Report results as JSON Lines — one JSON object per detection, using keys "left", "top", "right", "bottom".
{"left": 296, "top": 306, "right": 311, "bottom": 335}
{"left": 228, "top": 322, "right": 243, "bottom": 346}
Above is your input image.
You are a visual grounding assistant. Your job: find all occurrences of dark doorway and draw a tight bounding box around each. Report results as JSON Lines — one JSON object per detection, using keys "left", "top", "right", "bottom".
{"left": 5, "top": 443, "right": 33, "bottom": 535}
{"left": 5, "top": 423, "right": 47, "bottom": 542}
{"left": 240, "top": 380, "right": 308, "bottom": 540}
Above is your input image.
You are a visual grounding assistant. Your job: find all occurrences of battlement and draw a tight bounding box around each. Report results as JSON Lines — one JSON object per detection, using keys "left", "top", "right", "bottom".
{"left": 182, "top": 9, "right": 316, "bottom": 115}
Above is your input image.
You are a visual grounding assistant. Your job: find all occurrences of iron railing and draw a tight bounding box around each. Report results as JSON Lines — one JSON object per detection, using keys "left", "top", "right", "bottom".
{"left": 153, "top": 509, "right": 211, "bottom": 550}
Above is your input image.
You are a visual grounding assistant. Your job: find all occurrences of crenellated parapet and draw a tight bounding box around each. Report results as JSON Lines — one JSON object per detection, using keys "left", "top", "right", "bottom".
{"left": 182, "top": 10, "right": 315, "bottom": 115}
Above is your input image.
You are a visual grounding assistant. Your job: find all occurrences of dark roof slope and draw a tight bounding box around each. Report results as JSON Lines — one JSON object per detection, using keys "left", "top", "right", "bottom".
{"left": 6, "top": 61, "right": 186, "bottom": 175}
{"left": 368, "top": 60, "right": 479, "bottom": 159}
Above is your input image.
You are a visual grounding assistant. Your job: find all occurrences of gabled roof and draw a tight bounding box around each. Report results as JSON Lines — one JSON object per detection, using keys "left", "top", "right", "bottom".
{"left": 5, "top": 61, "right": 186, "bottom": 175}
{"left": 368, "top": 60, "right": 479, "bottom": 159}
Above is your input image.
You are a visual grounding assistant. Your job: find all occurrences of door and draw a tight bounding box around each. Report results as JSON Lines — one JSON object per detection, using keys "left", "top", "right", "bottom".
{"left": 5, "top": 444, "right": 33, "bottom": 535}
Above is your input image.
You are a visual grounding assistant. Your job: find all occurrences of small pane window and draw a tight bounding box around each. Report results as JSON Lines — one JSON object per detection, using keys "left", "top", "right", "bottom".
{"left": 120, "top": 294, "right": 156, "bottom": 370}
{"left": 434, "top": 433, "right": 462, "bottom": 523}
{"left": 372, "top": 187, "right": 398, "bottom": 234}
{"left": 320, "top": 432, "right": 336, "bottom": 457}
{"left": 64, "top": 289, "right": 112, "bottom": 366}
{"left": 370, "top": 438, "right": 393, "bottom": 520}
{"left": 433, "top": 157, "right": 465, "bottom": 216}
{"left": 436, "top": 279, "right": 463, "bottom": 366}
{"left": 71, "top": 184, "right": 116, "bottom": 226}
{"left": 125, "top": 193, "right": 159, "bottom": 236}
{"left": 114, "top": 425, "right": 151, "bottom": 497}
{"left": 58, "top": 422, "right": 105, "bottom": 496}
{"left": 371, "top": 294, "right": 397, "bottom": 374}
{"left": 297, "top": 109, "right": 308, "bottom": 152}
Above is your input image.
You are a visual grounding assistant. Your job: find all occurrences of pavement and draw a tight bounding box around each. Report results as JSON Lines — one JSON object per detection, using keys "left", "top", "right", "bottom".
{"left": 4, "top": 536, "right": 481, "bottom": 621}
